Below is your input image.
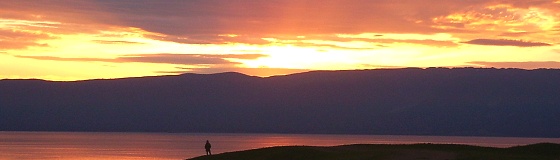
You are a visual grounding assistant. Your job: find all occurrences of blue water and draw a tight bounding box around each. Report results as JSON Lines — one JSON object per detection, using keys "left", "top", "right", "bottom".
{"left": 0, "top": 132, "right": 558, "bottom": 160}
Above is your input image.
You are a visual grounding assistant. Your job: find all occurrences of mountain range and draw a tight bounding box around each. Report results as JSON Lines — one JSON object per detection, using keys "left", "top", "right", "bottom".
{"left": 1, "top": 68, "right": 559, "bottom": 137}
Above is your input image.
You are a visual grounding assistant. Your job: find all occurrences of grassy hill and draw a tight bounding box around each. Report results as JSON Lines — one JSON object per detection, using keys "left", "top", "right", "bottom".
{"left": 188, "top": 143, "right": 560, "bottom": 160}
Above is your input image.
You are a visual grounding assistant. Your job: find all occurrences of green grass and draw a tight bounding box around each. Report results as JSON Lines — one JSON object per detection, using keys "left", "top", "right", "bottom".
{"left": 188, "top": 143, "right": 560, "bottom": 160}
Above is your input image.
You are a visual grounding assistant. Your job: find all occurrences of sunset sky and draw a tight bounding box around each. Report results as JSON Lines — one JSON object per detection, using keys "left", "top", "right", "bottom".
{"left": 1, "top": 0, "right": 559, "bottom": 81}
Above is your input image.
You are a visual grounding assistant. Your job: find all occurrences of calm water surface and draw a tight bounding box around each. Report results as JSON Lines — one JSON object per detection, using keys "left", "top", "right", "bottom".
{"left": 1, "top": 132, "right": 559, "bottom": 160}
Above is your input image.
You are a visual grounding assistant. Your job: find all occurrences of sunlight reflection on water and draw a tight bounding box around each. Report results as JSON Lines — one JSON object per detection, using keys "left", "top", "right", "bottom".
{"left": 0, "top": 132, "right": 558, "bottom": 160}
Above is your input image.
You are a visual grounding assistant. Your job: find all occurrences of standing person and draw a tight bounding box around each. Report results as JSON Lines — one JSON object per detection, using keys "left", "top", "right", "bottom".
{"left": 205, "top": 140, "right": 212, "bottom": 155}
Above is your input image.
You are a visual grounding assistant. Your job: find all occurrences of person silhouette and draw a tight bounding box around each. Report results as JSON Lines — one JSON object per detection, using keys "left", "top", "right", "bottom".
{"left": 205, "top": 140, "right": 212, "bottom": 155}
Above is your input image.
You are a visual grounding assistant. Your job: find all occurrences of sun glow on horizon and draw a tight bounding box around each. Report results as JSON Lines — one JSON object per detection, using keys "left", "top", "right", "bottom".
{"left": 1, "top": 1, "right": 560, "bottom": 81}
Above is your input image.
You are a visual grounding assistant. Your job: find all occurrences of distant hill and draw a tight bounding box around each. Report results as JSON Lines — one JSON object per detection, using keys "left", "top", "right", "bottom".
{"left": 187, "top": 143, "right": 560, "bottom": 160}
{"left": 1, "top": 68, "right": 559, "bottom": 137}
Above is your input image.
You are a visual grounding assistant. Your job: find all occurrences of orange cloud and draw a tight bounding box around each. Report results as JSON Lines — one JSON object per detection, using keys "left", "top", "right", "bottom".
{"left": 0, "top": 20, "right": 54, "bottom": 50}
{"left": 432, "top": 3, "right": 558, "bottom": 33}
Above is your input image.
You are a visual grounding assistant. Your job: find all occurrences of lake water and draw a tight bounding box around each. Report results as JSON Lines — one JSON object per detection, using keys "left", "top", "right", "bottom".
{"left": 1, "top": 132, "right": 559, "bottom": 160}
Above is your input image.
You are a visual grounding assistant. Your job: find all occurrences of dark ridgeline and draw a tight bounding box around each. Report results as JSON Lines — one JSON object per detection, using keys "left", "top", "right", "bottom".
{"left": 1, "top": 68, "right": 559, "bottom": 137}
{"left": 186, "top": 143, "right": 560, "bottom": 160}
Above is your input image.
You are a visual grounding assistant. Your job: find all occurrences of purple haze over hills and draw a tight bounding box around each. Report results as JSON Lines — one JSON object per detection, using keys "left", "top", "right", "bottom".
{"left": 1, "top": 68, "right": 559, "bottom": 137}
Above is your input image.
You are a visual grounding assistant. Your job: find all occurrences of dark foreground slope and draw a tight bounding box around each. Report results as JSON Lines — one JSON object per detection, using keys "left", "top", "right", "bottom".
{"left": 188, "top": 143, "right": 560, "bottom": 160}
{"left": 1, "top": 68, "right": 560, "bottom": 137}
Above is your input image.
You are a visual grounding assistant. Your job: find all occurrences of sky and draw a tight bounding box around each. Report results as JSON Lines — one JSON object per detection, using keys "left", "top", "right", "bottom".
{"left": 1, "top": 0, "right": 559, "bottom": 81}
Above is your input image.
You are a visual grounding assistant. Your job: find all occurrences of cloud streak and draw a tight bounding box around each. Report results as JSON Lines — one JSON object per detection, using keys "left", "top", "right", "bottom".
{"left": 16, "top": 53, "right": 267, "bottom": 65}
{"left": 92, "top": 40, "right": 145, "bottom": 45}
{"left": 463, "top": 39, "right": 552, "bottom": 47}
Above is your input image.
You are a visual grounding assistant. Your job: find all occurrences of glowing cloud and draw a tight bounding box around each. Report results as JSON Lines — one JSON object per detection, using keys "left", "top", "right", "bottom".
{"left": 1, "top": 0, "right": 560, "bottom": 81}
